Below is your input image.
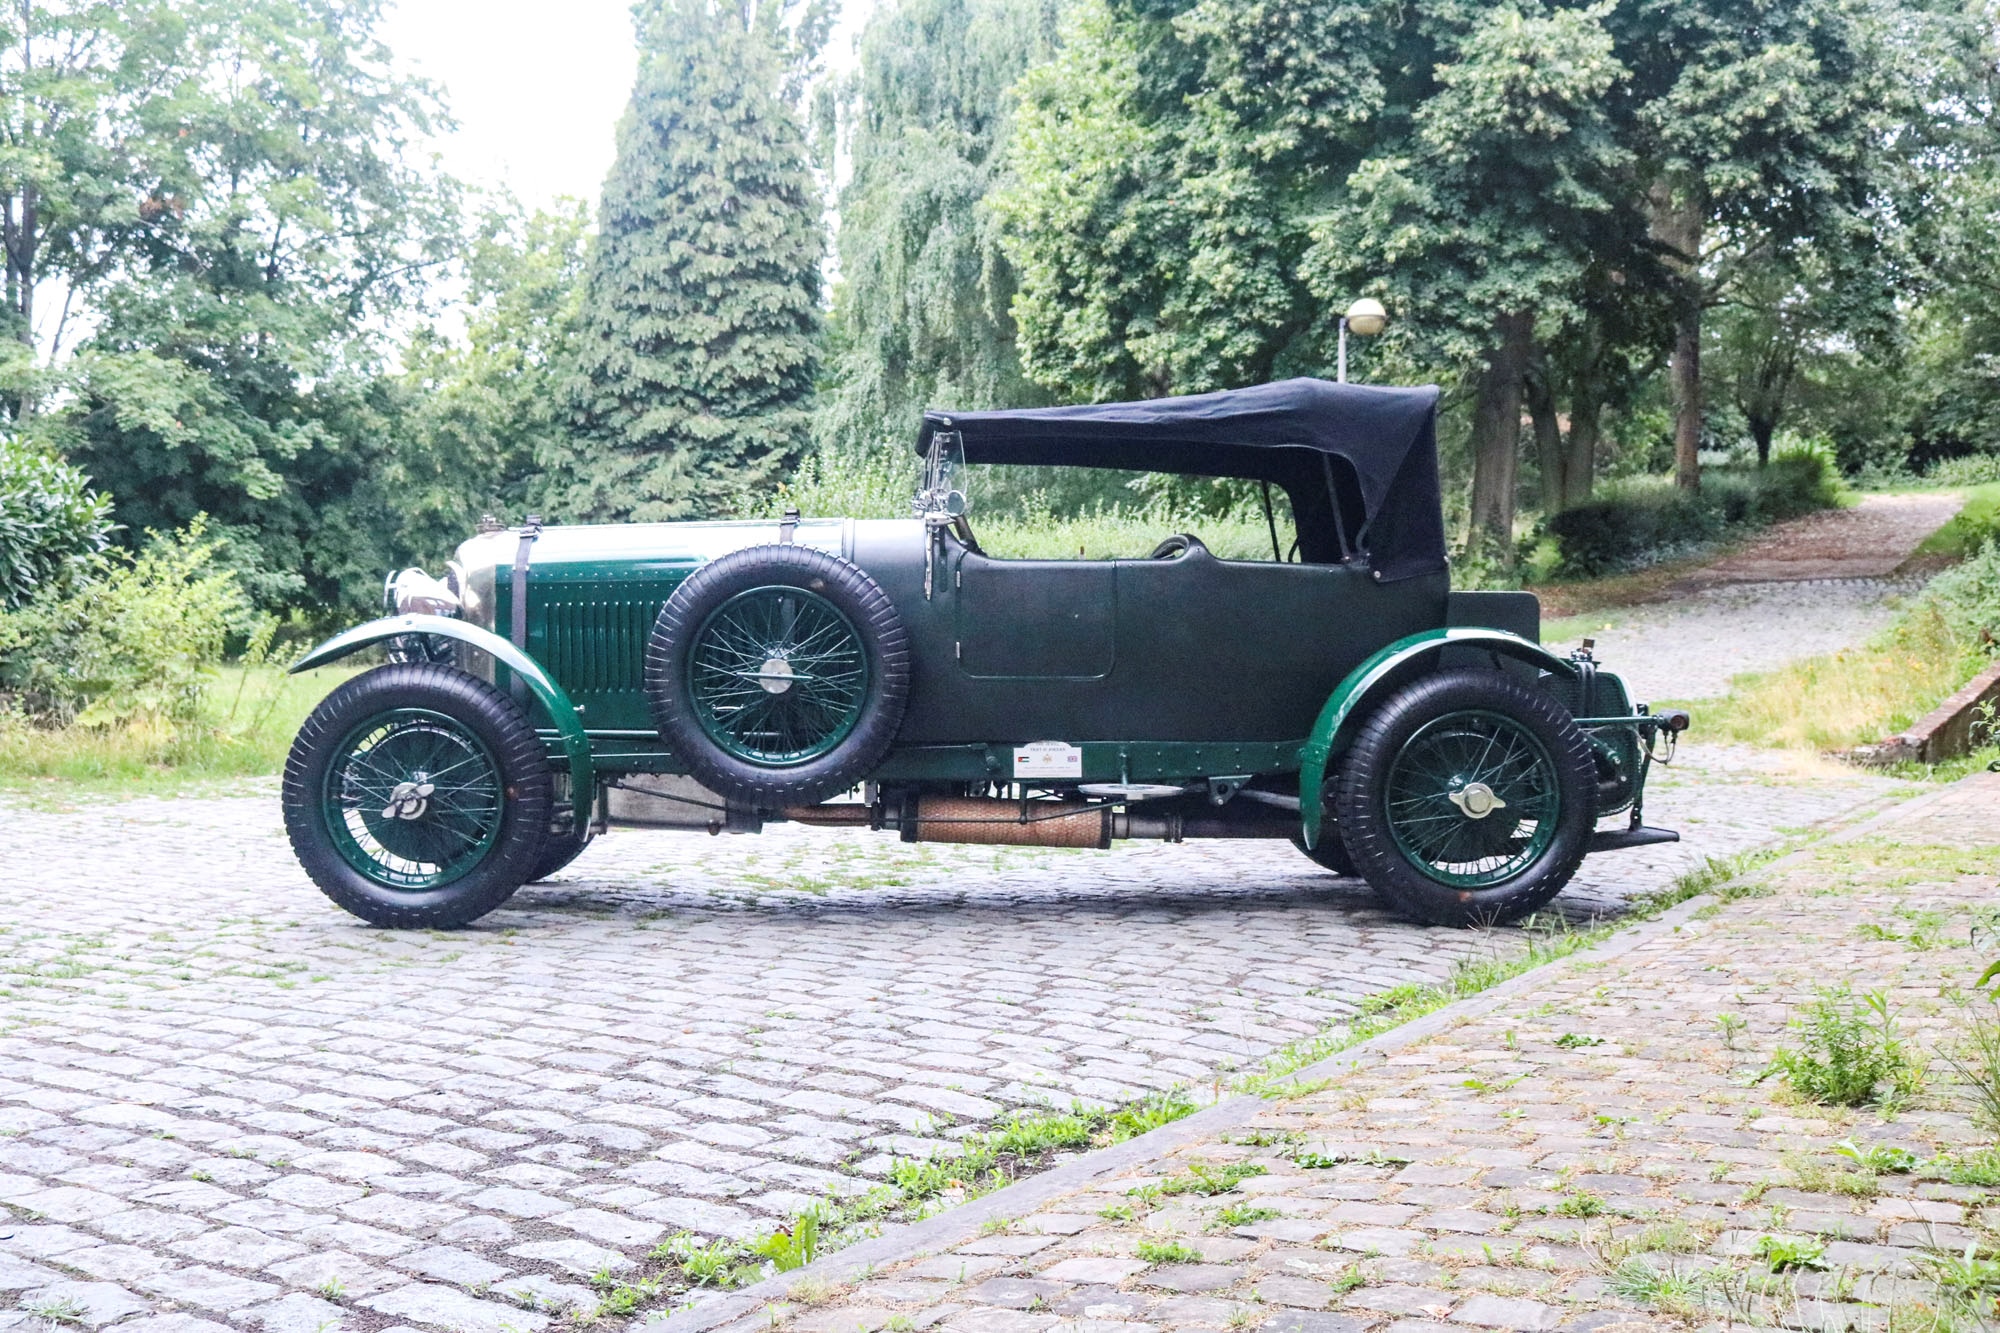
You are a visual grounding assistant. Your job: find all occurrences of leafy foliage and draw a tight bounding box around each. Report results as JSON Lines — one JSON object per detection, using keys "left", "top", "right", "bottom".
{"left": 0, "top": 520, "right": 250, "bottom": 727}
{"left": 9, "top": 0, "right": 457, "bottom": 612}
{"left": 560, "top": 0, "right": 825, "bottom": 522}
{"left": 0, "top": 437, "right": 114, "bottom": 609}
{"left": 817, "top": 0, "right": 1048, "bottom": 458}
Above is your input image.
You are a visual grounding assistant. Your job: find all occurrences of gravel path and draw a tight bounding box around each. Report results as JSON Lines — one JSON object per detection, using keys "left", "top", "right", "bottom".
{"left": 1551, "top": 491, "right": 1962, "bottom": 701}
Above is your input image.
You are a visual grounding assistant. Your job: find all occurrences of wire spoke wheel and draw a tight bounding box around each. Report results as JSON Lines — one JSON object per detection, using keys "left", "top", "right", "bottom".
{"left": 1383, "top": 708, "right": 1559, "bottom": 888}
{"left": 323, "top": 707, "right": 504, "bottom": 891}
{"left": 686, "top": 585, "right": 870, "bottom": 765}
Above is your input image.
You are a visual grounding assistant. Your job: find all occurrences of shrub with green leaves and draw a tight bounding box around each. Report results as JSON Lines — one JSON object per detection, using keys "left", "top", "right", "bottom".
{"left": 0, "top": 436, "right": 116, "bottom": 610}
{"left": 1763, "top": 986, "right": 1916, "bottom": 1108}
{"left": 0, "top": 519, "right": 250, "bottom": 727}
{"left": 1543, "top": 452, "right": 1840, "bottom": 577}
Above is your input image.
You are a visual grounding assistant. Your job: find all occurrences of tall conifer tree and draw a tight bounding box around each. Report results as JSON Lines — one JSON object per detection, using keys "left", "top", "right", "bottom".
{"left": 562, "top": 0, "right": 825, "bottom": 522}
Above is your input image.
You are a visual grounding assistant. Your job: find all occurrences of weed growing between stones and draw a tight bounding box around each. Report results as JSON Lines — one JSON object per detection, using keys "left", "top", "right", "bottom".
{"left": 1940, "top": 965, "right": 2000, "bottom": 1134}
{"left": 1210, "top": 1202, "right": 1278, "bottom": 1229}
{"left": 576, "top": 1090, "right": 1204, "bottom": 1321}
{"left": 1133, "top": 1238, "right": 1203, "bottom": 1264}
{"left": 1762, "top": 985, "right": 1921, "bottom": 1107}
{"left": 888, "top": 1087, "right": 1198, "bottom": 1206}
{"left": 1150, "top": 1160, "right": 1266, "bottom": 1196}
{"left": 1753, "top": 1234, "right": 1829, "bottom": 1272}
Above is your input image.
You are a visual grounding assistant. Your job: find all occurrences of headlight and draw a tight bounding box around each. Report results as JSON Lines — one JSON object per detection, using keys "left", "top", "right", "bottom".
{"left": 390, "top": 567, "right": 462, "bottom": 617}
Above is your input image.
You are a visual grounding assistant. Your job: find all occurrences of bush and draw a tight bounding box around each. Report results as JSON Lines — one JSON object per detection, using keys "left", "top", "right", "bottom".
{"left": 0, "top": 436, "right": 116, "bottom": 609}
{"left": 1921, "top": 537, "right": 2000, "bottom": 646}
{"left": 1543, "top": 450, "right": 1840, "bottom": 577}
{"left": 0, "top": 519, "right": 251, "bottom": 727}
{"left": 1927, "top": 454, "right": 2000, "bottom": 487}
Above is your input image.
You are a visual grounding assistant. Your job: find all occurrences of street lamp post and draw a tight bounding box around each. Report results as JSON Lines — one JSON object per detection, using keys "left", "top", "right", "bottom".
{"left": 1337, "top": 298, "right": 1388, "bottom": 382}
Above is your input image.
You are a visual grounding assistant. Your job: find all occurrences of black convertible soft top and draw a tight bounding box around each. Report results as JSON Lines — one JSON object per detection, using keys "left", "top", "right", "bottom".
{"left": 918, "top": 378, "right": 1447, "bottom": 582}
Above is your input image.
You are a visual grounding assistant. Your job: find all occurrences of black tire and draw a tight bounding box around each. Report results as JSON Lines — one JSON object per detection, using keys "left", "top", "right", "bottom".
{"left": 645, "top": 545, "right": 910, "bottom": 806}
{"left": 282, "top": 663, "right": 553, "bottom": 928}
{"left": 1334, "top": 668, "right": 1595, "bottom": 927}
{"left": 1290, "top": 831, "right": 1357, "bottom": 878}
{"left": 528, "top": 829, "right": 592, "bottom": 882}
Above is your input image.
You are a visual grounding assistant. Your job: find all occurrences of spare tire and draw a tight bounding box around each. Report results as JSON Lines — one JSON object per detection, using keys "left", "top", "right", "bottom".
{"left": 645, "top": 544, "right": 910, "bottom": 806}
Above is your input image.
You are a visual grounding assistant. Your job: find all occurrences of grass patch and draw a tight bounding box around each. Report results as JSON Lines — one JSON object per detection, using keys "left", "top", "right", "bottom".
{"left": 1913, "top": 481, "right": 2000, "bottom": 560}
{"left": 1135, "top": 1238, "right": 1203, "bottom": 1264}
{"left": 1150, "top": 1161, "right": 1267, "bottom": 1197}
{"left": 889, "top": 1089, "right": 1198, "bottom": 1208}
{"left": 0, "top": 662, "right": 355, "bottom": 798}
{"left": 1667, "top": 602, "right": 1982, "bottom": 754}
{"left": 1212, "top": 1202, "right": 1278, "bottom": 1229}
{"left": 1927, "top": 1148, "right": 2000, "bottom": 1187}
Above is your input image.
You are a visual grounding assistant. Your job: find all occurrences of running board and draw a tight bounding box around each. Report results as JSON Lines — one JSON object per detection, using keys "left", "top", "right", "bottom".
{"left": 1590, "top": 826, "right": 1681, "bottom": 853}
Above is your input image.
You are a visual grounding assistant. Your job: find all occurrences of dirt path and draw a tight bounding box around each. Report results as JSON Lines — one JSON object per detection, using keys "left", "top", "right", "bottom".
{"left": 1550, "top": 492, "right": 1964, "bottom": 702}
{"left": 1670, "top": 489, "right": 1963, "bottom": 587}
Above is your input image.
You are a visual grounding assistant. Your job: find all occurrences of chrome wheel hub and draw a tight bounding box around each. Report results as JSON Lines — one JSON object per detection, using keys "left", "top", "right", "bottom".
{"left": 755, "top": 657, "right": 796, "bottom": 694}
{"left": 1446, "top": 780, "right": 1507, "bottom": 820}
{"left": 382, "top": 778, "right": 435, "bottom": 821}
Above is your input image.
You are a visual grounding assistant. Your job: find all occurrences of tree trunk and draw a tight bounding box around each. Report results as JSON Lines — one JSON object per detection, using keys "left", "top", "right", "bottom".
{"left": 1649, "top": 186, "right": 1704, "bottom": 493}
{"left": 1524, "top": 352, "right": 1566, "bottom": 513}
{"left": 1749, "top": 415, "right": 1775, "bottom": 467}
{"left": 1671, "top": 305, "right": 1701, "bottom": 491}
{"left": 1468, "top": 310, "right": 1534, "bottom": 560}
{"left": 1566, "top": 388, "right": 1601, "bottom": 507}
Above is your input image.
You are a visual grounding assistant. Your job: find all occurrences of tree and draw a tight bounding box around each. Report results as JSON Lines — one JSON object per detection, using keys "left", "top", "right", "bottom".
{"left": 816, "top": 0, "right": 1048, "bottom": 456}
{"left": 405, "top": 197, "right": 591, "bottom": 535}
{"left": 562, "top": 0, "right": 827, "bottom": 523}
{"left": 1603, "top": 0, "right": 1913, "bottom": 491}
{"left": 1305, "top": 3, "right": 1628, "bottom": 554}
{"left": 33, "top": 0, "right": 456, "bottom": 609}
{"left": 996, "top": 0, "right": 1382, "bottom": 402}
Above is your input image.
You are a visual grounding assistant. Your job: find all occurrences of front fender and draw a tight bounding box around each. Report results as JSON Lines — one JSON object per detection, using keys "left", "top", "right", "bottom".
{"left": 1298, "top": 628, "right": 1578, "bottom": 849}
{"left": 292, "top": 614, "right": 594, "bottom": 828}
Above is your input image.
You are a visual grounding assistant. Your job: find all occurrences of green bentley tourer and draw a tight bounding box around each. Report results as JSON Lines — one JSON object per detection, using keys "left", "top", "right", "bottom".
{"left": 282, "top": 379, "right": 1687, "bottom": 929}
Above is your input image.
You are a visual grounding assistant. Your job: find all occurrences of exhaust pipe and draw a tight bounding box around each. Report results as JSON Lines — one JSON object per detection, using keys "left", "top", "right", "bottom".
{"left": 779, "top": 795, "right": 1302, "bottom": 846}
{"left": 896, "top": 795, "right": 1112, "bottom": 848}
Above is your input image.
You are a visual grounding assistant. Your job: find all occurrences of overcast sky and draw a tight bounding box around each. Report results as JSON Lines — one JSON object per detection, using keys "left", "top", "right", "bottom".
{"left": 378, "top": 0, "right": 873, "bottom": 212}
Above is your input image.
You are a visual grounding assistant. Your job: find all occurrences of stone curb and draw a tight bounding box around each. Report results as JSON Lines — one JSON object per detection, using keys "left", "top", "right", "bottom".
{"left": 1852, "top": 659, "right": 2000, "bottom": 766}
{"left": 658, "top": 901, "right": 1724, "bottom": 1333}
{"left": 655, "top": 776, "right": 1944, "bottom": 1333}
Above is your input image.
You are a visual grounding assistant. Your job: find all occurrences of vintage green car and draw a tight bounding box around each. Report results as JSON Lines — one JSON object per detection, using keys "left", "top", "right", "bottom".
{"left": 282, "top": 379, "right": 1686, "bottom": 930}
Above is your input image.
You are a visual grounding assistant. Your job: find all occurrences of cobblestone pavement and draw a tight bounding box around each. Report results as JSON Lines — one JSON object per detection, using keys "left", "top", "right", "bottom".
{"left": 765, "top": 774, "right": 2000, "bottom": 1333}
{"left": 0, "top": 740, "right": 1903, "bottom": 1333}
{"left": 0, "top": 490, "right": 1956, "bottom": 1333}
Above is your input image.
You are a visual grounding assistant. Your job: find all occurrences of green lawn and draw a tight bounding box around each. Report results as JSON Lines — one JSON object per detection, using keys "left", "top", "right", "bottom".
{"left": 0, "top": 663, "right": 356, "bottom": 800}
{"left": 1913, "top": 481, "right": 2000, "bottom": 560}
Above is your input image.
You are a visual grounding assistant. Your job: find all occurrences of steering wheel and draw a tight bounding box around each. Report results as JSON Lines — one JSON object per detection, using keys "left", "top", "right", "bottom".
{"left": 1148, "top": 533, "right": 1208, "bottom": 560}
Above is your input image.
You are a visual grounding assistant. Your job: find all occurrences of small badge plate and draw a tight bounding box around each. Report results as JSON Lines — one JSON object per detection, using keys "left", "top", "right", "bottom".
{"left": 1013, "top": 741, "right": 1083, "bottom": 779}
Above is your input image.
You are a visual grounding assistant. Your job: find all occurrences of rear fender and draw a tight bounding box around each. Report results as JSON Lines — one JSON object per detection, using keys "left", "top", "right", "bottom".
{"left": 291, "top": 614, "right": 594, "bottom": 828}
{"left": 1298, "top": 628, "right": 1579, "bottom": 849}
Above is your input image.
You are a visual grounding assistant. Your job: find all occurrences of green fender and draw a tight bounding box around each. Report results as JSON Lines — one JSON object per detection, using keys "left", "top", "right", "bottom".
{"left": 291, "top": 613, "right": 594, "bottom": 828}
{"left": 1298, "top": 628, "right": 1579, "bottom": 849}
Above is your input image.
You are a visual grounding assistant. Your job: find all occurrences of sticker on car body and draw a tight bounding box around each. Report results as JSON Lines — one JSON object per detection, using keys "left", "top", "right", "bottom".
{"left": 1014, "top": 741, "right": 1083, "bottom": 779}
